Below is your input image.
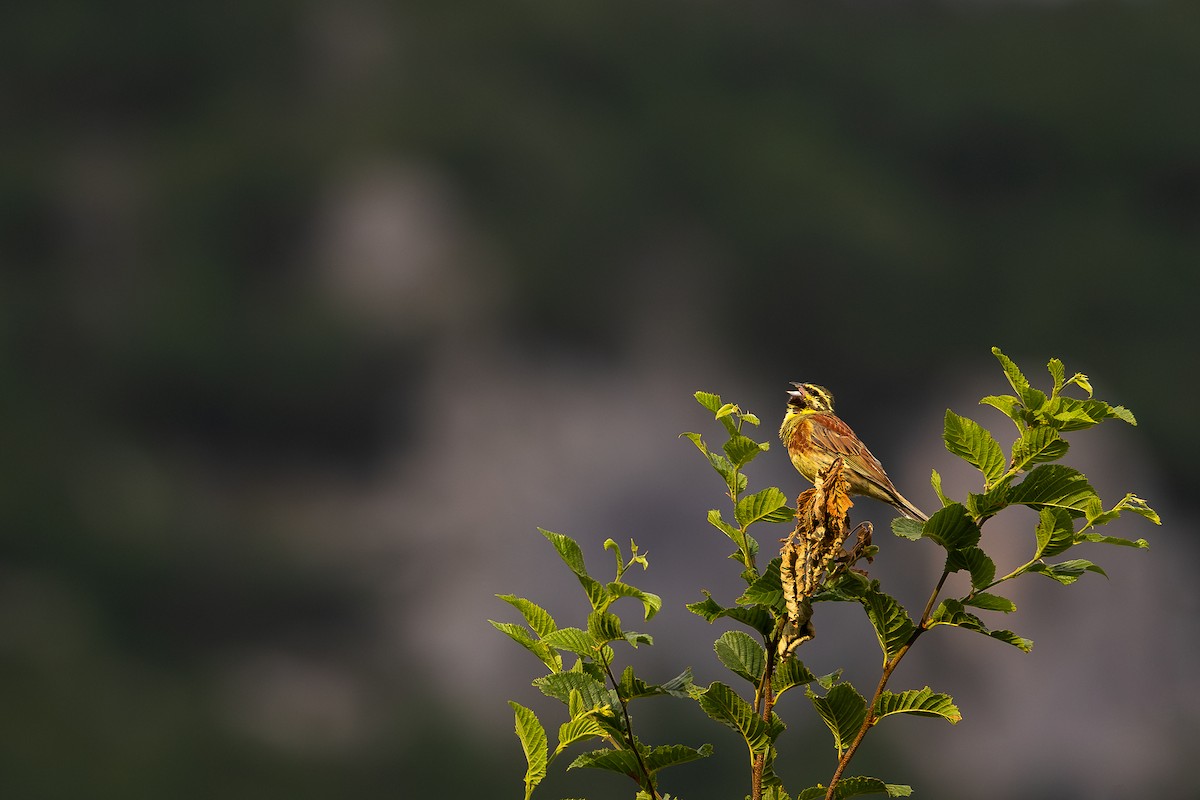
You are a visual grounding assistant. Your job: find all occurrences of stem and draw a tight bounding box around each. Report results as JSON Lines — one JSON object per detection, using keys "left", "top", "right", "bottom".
{"left": 824, "top": 570, "right": 950, "bottom": 800}
{"left": 601, "top": 657, "right": 661, "bottom": 800}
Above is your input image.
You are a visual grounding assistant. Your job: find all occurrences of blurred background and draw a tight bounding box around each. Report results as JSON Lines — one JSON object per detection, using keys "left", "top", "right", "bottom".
{"left": 3, "top": 0, "right": 1198, "bottom": 798}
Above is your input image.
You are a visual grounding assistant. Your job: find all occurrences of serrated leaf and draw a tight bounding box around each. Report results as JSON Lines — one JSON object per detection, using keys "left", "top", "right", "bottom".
{"left": 1110, "top": 405, "right": 1136, "bottom": 425}
{"left": 1011, "top": 427, "right": 1070, "bottom": 473}
{"left": 773, "top": 657, "right": 819, "bottom": 698}
{"left": 737, "top": 557, "right": 784, "bottom": 610}
{"left": 615, "top": 666, "right": 695, "bottom": 701}
{"left": 807, "top": 683, "right": 867, "bottom": 757}
{"left": 540, "top": 528, "right": 609, "bottom": 609}
{"left": 962, "top": 592, "right": 1016, "bottom": 613}
{"left": 992, "top": 346, "right": 1031, "bottom": 394}
{"left": 966, "top": 477, "right": 1012, "bottom": 521}
{"left": 1028, "top": 559, "right": 1107, "bottom": 585}
{"left": 497, "top": 594, "right": 558, "bottom": 638}
{"left": 724, "top": 434, "right": 765, "bottom": 468}
{"left": 534, "top": 671, "right": 619, "bottom": 716}
{"left": 542, "top": 627, "right": 609, "bottom": 660}
{"left": 509, "top": 702, "right": 548, "bottom": 800}
{"left": 861, "top": 589, "right": 914, "bottom": 663}
{"left": 606, "top": 581, "right": 662, "bottom": 621}
{"left": 1034, "top": 507, "right": 1076, "bottom": 559}
{"left": 943, "top": 410, "right": 1007, "bottom": 486}
{"left": 644, "top": 742, "right": 714, "bottom": 773}
{"left": 1009, "top": 465, "right": 1100, "bottom": 517}
{"left": 587, "top": 610, "right": 624, "bottom": 644}
{"left": 929, "top": 599, "right": 1032, "bottom": 651}
{"left": 569, "top": 746, "right": 642, "bottom": 776}
{"left": 490, "top": 620, "right": 564, "bottom": 672}
{"left": 890, "top": 517, "right": 923, "bottom": 541}
{"left": 797, "top": 777, "right": 912, "bottom": 799}
{"left": 1048, "top": 358, "right": 1066, "bottom": 392}
{"left": 1078, "top": 533, "right": 1150, "bottom": 549}
{"left": 695, "top": 391, "right": 723, "bottom": 413}
{"left": 735, "top": 486, "right": 794, "bottom": 527}
{"left": 742, "top": 412, "right": 762, "bottom": 426}
{"left": 686, "top": 590, "right": 776, "bottom": 636}
{"left": 930, "top": 468, "right": 950, "bottom": 506}
{"left": 922, "top": 503, "right": 982, "bottom": 551}
{"left": 945, "top": 546, "right": 996, "bottom": 590}
{"left": 695, "top": 681, "right": 773, "bottom": 752}
{"left": 714, "top": 630, "right": 766, "bottom": 684}
{"left": 874, "top": 687, "right": 961, "bottom": 724}
{"left": 980, "top": 394, "right": 1024, "bottom": 426}
{"left": 556, "top": 715, "right": 608, "bottom": 754}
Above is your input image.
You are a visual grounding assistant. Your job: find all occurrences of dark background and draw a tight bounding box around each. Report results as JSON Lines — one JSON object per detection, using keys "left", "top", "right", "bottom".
{"left": 3, "top": 1, "right": 1197, "bottom": 798}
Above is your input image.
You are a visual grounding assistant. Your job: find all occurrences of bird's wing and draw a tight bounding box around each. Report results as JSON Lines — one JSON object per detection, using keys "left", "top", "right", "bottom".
{"left": 808, "top": 413, "right": 899, "bottom": 493}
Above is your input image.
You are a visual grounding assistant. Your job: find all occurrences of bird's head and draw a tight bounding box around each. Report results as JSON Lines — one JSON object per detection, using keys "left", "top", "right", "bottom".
{"left": 785, "top": 382, "right": 835, "bottom": 414}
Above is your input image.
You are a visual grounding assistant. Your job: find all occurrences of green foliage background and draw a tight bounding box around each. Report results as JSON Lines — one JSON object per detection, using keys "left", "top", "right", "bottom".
{"left": 1, "top": 1, "right": 1196, "bottom": 798}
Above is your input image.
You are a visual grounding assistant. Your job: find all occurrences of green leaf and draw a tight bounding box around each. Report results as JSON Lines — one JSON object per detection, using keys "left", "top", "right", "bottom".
{"left": 1078, "top": 533, "right": 1150, "bottom": 549}
{"left": 945, "top": 546, "right": 996, "bottom": 590}
{"left": 606, "top": 581, "right": 663, "bottom": 621}
{"left": 966, "top": 477, "right": 1012, "bottom": 521}
{"left": 943, "top": 410, "right": 1007, "bottom": 486}
{"left": 861, "top": 589, "right": 914, "bottom": 664}
{"left": 992, "top": 346, "right": 1031, "bottom": 396}
{"left": 587, "top": 610, "right": 624, "bottom": 644}
{"left": 540, "top": 528, "right": 609, "bottom": 609}
{"left": 542, "top": 627, "right": 612, "bottom": 661}
{"left": 980, "top": 394, "right": 1024, "bottom": 427}
{"left": 616, "top": 666, "right": 695, "bottom": 701}
{"left": 890, "top": 517, "right": 923, "bottom": 541}
{"left": 963, "top": 592, "right": 1016, "bottom": 613}
{"left": 1009, "top": 465, "right": 1100, "bottom": 517}
{"left": 497, "top": 594, "right": 558, "bottom": 638}
{"left": 772, "top": 657, "right": 819, "bottom": 698}
{"left": 694, "top": 391, "right": 723, "bottom": 413}
{"left": 1109, "top": 405, "right": 1136, "bottom": 425}
{"left": 643, "top": 742, "right": 714, "bottom": 773}
{"left": 725, "top": 434, "right": 766, "bottom": 468}
{"left": 686, "top": 590, "right": 776, "bottom": 636}
{"left": 695, "top": 681, "right": 773, "bottom": 753}
{"left": 874, "top": 687, "right": 961, "bottom": 724}
{"left": 929, "top": 599, "right": 1032, "bottom": 652}
{"left": 510, "top": 702, "right": 548, "bottom": 800}
{"left": 930, "top": 468, "right": 950, "bottom": 507}
{"left": 490, "top": 620, "right": 564, "bottom": 672}
{"left": 1027, "top": 559, "right": 1107, "bottom": 585}
{"left": 798, "top": 778, "right": 913, "bottom": 799}
{"left": 540, "top": 528, "right": 590, "bottom": 578}
{"left": 568, "top": 747, "right": 642, "bottom": 777}
{"left": 735, "top": 487, "right": 794, "bottom": 527}
{"left": 922, "top": 503, "right": 982, "bottom": 551}
{"left": 716, "top": 402, "right": 738, "bottom": 419}
{"left": 1048, "top": 358, "right": 1066, "bottom": 393}
{"left": 714, "top": 631, "right": 766, "bottom": 684}
{"left": 807, "top": 683, "right": 867, "bottom": 757}
{"left": 1010, "top": 427, "right": 1070, "bottom": 473}
{"left": 556, "top": 714, "right": 608, "bottom": 755}
{"left": 1034, "top": 507, "right": 1076, "bottom": 559}
{"left": 737, "top": 557, "right": 785, "bottom": 611}
{"left": 534, "top": 671, "right": 619, "bottom": 718}
{"left": 1087, "top": 492, "right": 1160, "bottom": 527}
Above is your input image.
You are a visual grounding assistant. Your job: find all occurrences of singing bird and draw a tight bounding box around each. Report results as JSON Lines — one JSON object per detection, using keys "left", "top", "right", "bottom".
{"left": 779, "top": 382, "right": 928, "bottom": 521}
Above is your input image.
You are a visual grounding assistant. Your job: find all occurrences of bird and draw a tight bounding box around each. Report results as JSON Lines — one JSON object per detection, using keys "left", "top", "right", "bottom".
{"left": 779, "top": 382, "right": 928, "bottom": 521}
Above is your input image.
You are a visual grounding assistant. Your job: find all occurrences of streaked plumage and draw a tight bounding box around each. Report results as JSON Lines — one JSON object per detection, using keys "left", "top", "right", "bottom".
{"left": 779, "top": 382, "right": 927, "bottom": 521}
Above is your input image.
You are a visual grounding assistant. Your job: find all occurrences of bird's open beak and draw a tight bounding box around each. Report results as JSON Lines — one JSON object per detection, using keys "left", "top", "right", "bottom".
{"left": 786, "top": 383, "right": 806, "bottom": 404}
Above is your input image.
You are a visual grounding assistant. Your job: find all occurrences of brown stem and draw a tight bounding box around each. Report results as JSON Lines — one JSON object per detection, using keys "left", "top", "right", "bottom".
{"left": 824, "top": 570, "right": 950, "bottom": 800}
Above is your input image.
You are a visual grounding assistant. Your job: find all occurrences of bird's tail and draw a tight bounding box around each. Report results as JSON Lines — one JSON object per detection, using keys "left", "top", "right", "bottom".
{"left": 892, "top": 492, "right": 929, "bottom": 522}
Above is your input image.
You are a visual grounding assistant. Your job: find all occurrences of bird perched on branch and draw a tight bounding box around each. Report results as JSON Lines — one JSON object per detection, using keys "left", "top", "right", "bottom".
{"left": 779, "top": 382, "right": 928, "bottom": 521}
